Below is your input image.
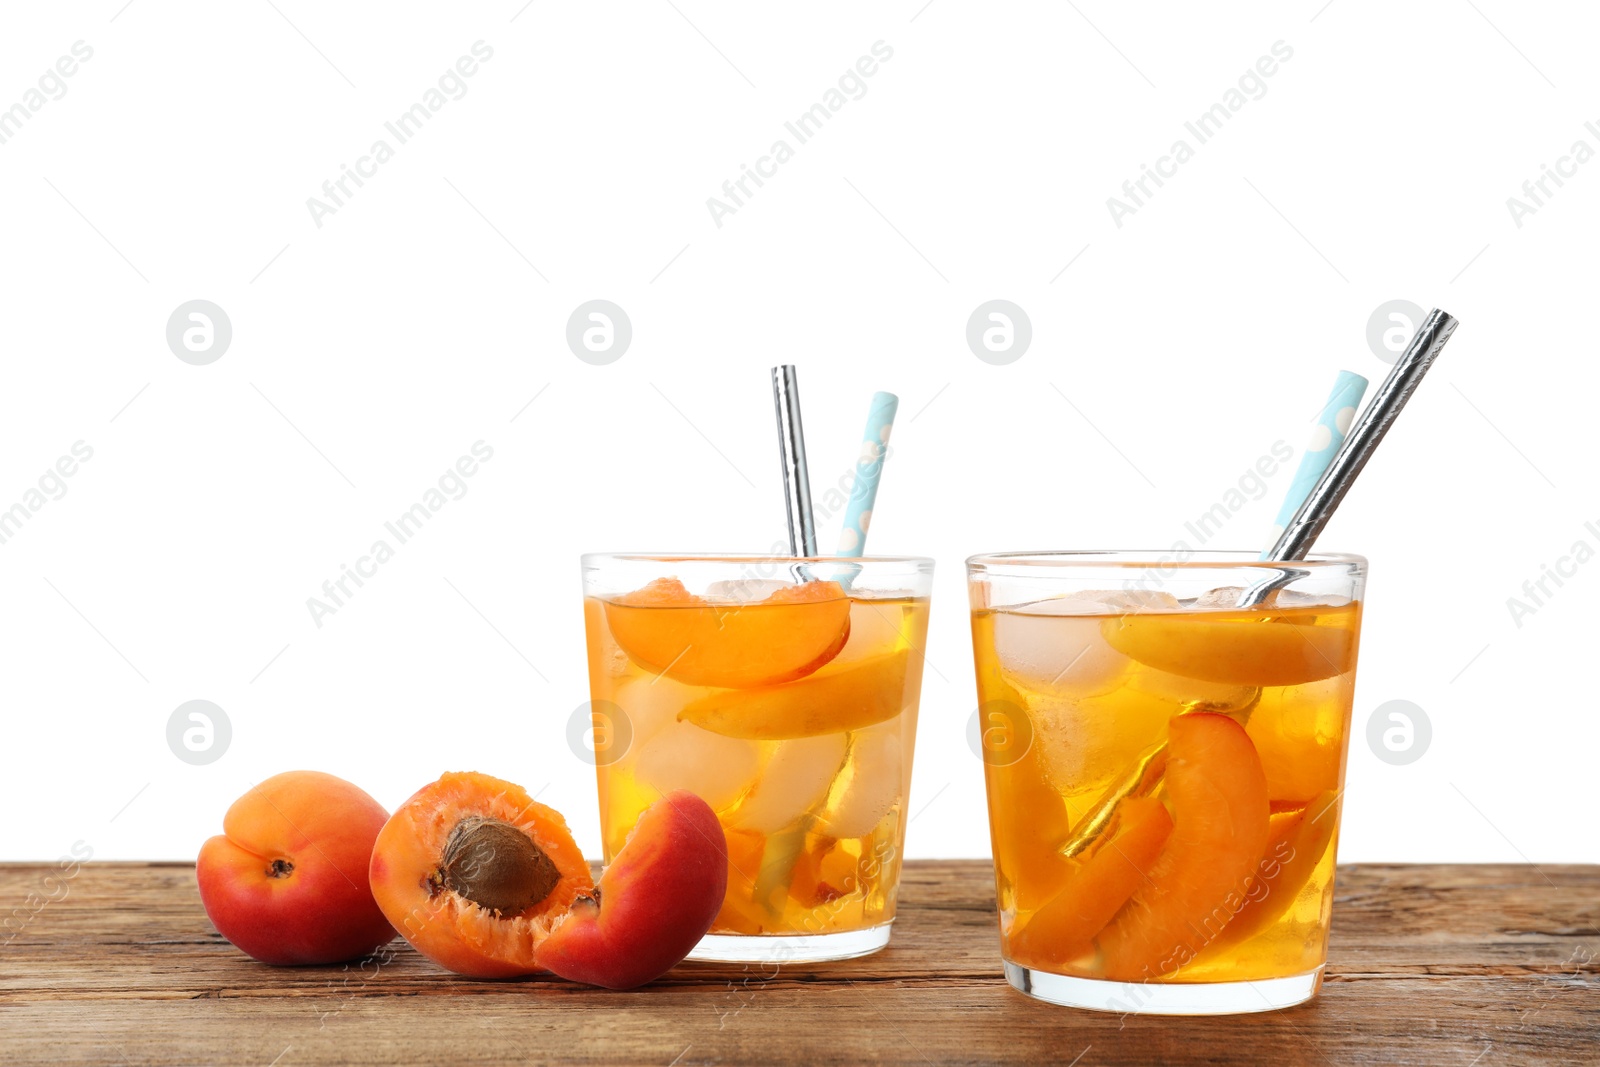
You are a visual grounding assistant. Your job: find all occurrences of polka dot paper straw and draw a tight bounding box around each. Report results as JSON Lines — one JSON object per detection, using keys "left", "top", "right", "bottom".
{"left": 1263, "top": 370, "right": 1369, "bottom": 556}
{"left": 836, "top": 391, "right": 899, "bottom": 556}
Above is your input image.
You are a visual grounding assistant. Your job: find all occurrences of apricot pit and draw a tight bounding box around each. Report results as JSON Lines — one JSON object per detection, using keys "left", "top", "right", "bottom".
{"left": 438, "top": 816, "right": 563, "bottom": 916}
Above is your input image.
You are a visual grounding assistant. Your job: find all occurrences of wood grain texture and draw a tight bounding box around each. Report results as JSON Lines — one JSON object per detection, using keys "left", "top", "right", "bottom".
{"left": 1, "top": 862, "right": 1595, "bottom": 1065}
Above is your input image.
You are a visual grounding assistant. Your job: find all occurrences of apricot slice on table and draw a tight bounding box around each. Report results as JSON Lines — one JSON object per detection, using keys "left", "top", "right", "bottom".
{"left": 369, "top": 771, "right": 593, "bottom": 978}
{"left": 197, "top": 771, "right": 396, "bottom": 966}
{"left": 538, "top": 790, "right": 728, "bottom": 989}
{"left": 603, "top": 578, "right": 851, "bottom": 688}
{"left": 1094, "top": 712, "right": 1270, "bottom": 981}
{"left": 678, "top": 649, "right": 910, "bottom": 740}
{"left": 1102, "top": 607, "right": 1356, "bottom": 688}
{"left": 1009, "top": 795, "right": 1173, "bottom": 971}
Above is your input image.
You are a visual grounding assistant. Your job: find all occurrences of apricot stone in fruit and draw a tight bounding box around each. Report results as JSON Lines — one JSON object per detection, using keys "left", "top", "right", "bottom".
{"left": 369, "top": 771, "right": 593, "bottom": 978}
{"left": 439, "top": 816, "right": 563, "bottom": 915}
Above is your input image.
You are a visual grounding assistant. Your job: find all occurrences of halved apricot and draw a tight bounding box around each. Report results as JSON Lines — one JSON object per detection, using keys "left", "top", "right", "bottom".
{"left": 369, "top": 771, "right": 592, "bottom": 978}
{"left": 603, "top": 578, "right": 851, "bottom": 688}
{"left": 1009, "top": 795, "right": 1172, "bottom": 970}
{"left": 1094, "top": 712, "right": 1269, "bottom": 981}
{"left": 1101, "top": 605, "right": 1357, "bottom": 688}
{"left": 1198, "top": 790, "right": 1340, "bottom": 955}
{"left": 678, "top": 649, "right": 909, "bottom": 740}
{"left": 537, "top": 790, "right": 727, "bottom": 989}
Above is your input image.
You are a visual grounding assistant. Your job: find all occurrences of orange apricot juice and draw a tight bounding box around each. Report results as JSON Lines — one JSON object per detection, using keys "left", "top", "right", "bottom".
{"left": 969, "top": 552, "right": 1364, "bottom": 1010}
{"left": 582, "top": 557, "right": 932, "bottom": 960}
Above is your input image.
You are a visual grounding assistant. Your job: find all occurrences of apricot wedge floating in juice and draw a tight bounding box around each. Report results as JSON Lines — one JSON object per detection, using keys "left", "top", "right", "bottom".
{"left": 1009, "top": 796, "right": 1172, "bottom": 971}
{"left": 603, "top": 578, "right": 851, "bottom": 688}
{"left": 1094, "top": 712, "right": 1270, "bottom": 982}
{"left": 1199, "top": 790, "right": 1340, "bottom": 955}
{"left": 678, "top": 649, "right": 910, "bottom": 740}
{"left": 1101, "top": 604, "right": 1357, "bottom": 687}
{"left": 972, "top": 672, "right": 1075, "bottom": 915}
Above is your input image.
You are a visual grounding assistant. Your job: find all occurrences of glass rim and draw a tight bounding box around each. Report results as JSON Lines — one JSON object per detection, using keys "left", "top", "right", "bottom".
{"left": 966, "top": 549, "right": 1366, "bottom": 572}
{"left": 583, "top": 552, "right": 934, "bottom": 567}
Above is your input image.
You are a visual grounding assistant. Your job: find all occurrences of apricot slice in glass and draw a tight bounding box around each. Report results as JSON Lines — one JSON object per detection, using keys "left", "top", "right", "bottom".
{"left": 369, "top": 771, "right": 593, "bottom": 978}
{"left": 603, "top": 578, "right": 851, "bottom": 688}
{"left": 1200, "top": 790, "right": 1340, "bottom": 954}
{"left": 678, "top": 649, "right": 910, "bottom": 740}
{"left": 713, "top": 827, "right": 773, "bottom": 934}
{"left": 1094, "top": 712, "right": 1270, "bottom": 981}
{"left": 1009, "top": 796, "right": 1172, "bottom": 970}
{"left": 971, "top": 675, "right": 1074, "bottom": 916}
{"left": 1101, "top": 606, "right": 1355, "bottom": 687}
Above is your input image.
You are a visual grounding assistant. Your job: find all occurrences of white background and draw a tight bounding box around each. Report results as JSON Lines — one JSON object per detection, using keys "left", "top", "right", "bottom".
{"left": 1, "top": 1, "right": 1592, "bottom": 865}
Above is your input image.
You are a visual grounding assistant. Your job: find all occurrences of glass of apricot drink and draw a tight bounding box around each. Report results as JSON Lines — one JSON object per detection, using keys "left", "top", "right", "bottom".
{"left": 967, "top": 551, "right": 1365, "bottom": 1013}
{"left": 582, "top": 554, "right": 933, "bottom": 963}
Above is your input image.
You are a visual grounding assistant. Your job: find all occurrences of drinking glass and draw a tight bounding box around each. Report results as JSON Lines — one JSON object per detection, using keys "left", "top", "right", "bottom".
{"left": 968, "top": 550, "right": 1365, "bottom": 1013}
{"left": 582, "top": 553, "right": 933, "bottom": 963}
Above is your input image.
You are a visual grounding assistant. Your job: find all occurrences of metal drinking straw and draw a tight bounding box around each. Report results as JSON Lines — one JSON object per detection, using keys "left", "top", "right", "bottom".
{"left": 1240, "top": 307, "right": 1459, "bottom": 606}
{"left": 771, "top": 365, "right": 818, "bottom": 556}
{"left": 1061, "top": 309, "right": 1462, "bottom": 859}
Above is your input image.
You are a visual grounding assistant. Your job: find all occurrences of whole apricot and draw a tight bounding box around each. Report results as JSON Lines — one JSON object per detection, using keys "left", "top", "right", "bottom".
{"left": 196, "top": 771, "right": 395, "bottom": 965}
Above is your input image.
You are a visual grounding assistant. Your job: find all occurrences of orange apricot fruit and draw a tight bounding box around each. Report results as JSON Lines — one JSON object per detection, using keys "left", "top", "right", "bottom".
{"left": 368, "top": 771, "right": 592, "bottom": 978}
{"left": 1008, "top": 795, "right": 1173, "bottom": 971}
{"left": 538, "top": 790, "right": 728, "bottom": 989}
{"left": 1102, "top": 605, "right": 1356, "bottom": 688}
{"left": 1094, "top": 713, "right": 1270, "bottom": 981}
{"left": 602, "top": 578, "right": 851, "bottom": 688}
{"left": 678, "top": 648, "right": 909, "bottom": 739}
{"left": 1198, "top": 789, "right": 1341, "bottom": 955}
{"left": 196, "top": 771, "right": 395, "bottom": 966}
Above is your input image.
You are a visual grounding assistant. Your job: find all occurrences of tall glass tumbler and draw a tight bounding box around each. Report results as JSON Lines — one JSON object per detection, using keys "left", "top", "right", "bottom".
{"left": 583, "top": 554, "right": 933, "bottom": 963}
{"left": 968, "top": 551, "right": 1365, "bottom": 1013}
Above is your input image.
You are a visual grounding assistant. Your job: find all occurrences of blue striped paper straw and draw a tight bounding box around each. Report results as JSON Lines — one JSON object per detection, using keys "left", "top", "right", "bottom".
{"left": 1263, "top": 370, "right": 1369, "bottom": 557}
{"left": 836, "top": 391, "right": 899, "bottom": 556}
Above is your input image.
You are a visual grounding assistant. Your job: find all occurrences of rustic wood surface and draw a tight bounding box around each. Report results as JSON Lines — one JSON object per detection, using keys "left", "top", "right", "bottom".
{"left": 1, "top": 861, "right": 1595, "bottom": 1065}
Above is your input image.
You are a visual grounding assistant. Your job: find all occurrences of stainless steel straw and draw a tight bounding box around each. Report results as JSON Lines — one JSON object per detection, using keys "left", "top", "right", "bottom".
{"left": 1060, "top": 309, "right": 1463, "bottom": 860}
{"left": 1241, "top": 307, "right": 1459, "bottom": 605}
{"left": 771, "top": 365, "right": 818, "bottom": 556}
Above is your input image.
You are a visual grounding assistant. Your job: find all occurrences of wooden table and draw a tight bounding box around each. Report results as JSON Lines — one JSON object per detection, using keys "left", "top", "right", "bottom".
{"left": 2, "top": 862, "right": 1594, "bottom": 1065}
